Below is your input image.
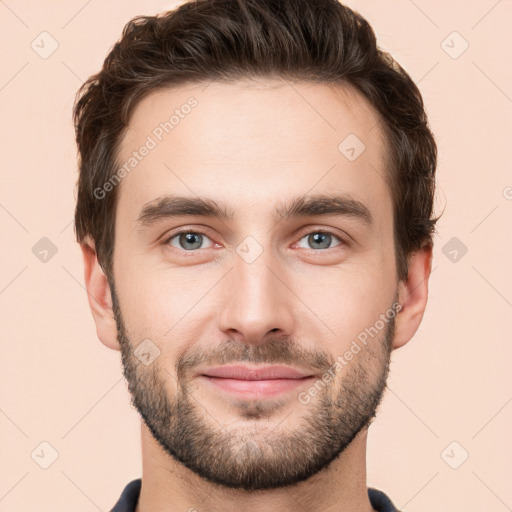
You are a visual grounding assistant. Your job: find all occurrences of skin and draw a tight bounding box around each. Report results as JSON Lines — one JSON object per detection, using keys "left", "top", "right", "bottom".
{"left": 81, "top": 78, "right": 432, "bottom": 512}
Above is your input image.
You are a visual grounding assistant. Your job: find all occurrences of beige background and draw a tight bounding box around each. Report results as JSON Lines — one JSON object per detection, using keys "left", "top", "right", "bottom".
{"left": 1, "top": 0, "right": 511, "bottom": 510}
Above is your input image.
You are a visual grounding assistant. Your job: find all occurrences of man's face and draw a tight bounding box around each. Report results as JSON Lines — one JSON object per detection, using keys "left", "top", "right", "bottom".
{"left": 110, "top": 79, "right": 399, "bottom": 490}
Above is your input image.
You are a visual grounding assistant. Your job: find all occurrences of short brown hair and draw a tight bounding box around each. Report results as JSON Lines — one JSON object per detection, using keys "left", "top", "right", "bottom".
{"left": 73, "top": 0, "right": 439, "bottom": 282}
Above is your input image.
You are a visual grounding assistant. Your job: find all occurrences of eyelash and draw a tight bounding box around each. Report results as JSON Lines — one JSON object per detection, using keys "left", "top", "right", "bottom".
{"left": 162, "top": 228, "right": 349, "bottom": 253}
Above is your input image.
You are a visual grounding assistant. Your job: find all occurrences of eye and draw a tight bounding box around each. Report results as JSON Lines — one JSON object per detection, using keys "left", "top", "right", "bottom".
{"left": 295, "top": 230, "right": 344, "bottom": 250}
{"left": 162, "top": 228, "right": 347, "bottom": 254}
{"left": 165, "top": 230, "right": 215, "bottom": 251}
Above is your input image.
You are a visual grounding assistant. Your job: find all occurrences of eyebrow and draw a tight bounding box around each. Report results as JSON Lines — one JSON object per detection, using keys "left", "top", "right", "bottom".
{"left": 136, "top": 193, "right": 373, "bottom": 228}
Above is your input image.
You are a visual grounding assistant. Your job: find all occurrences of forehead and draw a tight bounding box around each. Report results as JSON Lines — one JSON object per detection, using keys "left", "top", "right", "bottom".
{"left": 115, "top": 79, "right": 391, "bottom": 225}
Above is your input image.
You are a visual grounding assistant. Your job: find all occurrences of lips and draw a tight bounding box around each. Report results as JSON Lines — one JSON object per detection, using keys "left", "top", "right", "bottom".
{"left": 197, "top": 365, "right": 315, "bottom": 398}
{"left": 199, "top": 365, "right": 312, "bottom": 380}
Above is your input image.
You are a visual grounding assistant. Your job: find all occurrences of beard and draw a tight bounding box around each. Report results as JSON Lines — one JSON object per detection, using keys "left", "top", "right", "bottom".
{"left": 110, "top": 282, "right": 395, "bottom": 491}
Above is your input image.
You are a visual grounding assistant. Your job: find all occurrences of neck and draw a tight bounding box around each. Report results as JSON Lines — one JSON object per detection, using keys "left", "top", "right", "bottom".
{"left": 135, "top": 423, "right": 376, "bottom": 512}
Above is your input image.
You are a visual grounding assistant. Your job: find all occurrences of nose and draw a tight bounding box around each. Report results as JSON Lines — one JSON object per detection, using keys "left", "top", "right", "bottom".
{"left": 218, "top": 248, "right": 295, "bottom": 346}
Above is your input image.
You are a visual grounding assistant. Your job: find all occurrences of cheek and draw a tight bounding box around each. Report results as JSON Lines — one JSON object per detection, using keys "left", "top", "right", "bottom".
{"left": 294, "top": 262, "right": 395, "bottom": 347}
{"left": 114, "top": 266, "right": 216, "bottom": 356}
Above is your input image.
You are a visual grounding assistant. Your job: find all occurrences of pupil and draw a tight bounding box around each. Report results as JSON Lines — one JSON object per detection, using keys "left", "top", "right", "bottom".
{"left": 311, "top": 232, "right": 329, "bottom": 249}
{"left": 181, "top": 233, "right": 201, "bottom": 250}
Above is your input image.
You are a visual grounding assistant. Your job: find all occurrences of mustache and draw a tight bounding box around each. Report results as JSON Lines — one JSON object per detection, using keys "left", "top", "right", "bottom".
{"left": 176, "top": 337, "right": 335, "bottom": 380}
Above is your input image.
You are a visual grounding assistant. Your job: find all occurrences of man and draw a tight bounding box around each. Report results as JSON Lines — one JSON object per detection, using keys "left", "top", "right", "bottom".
{"left": 73, "top": 0, "right": 438, "bottom": 510}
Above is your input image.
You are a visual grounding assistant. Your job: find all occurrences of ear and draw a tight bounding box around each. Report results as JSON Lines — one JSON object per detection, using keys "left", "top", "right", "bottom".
{"left": 80, "top": 237, "right": 120, "bottom": 351}
{"left": 393, "top": 244, "right": 433, "bottom": 350}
